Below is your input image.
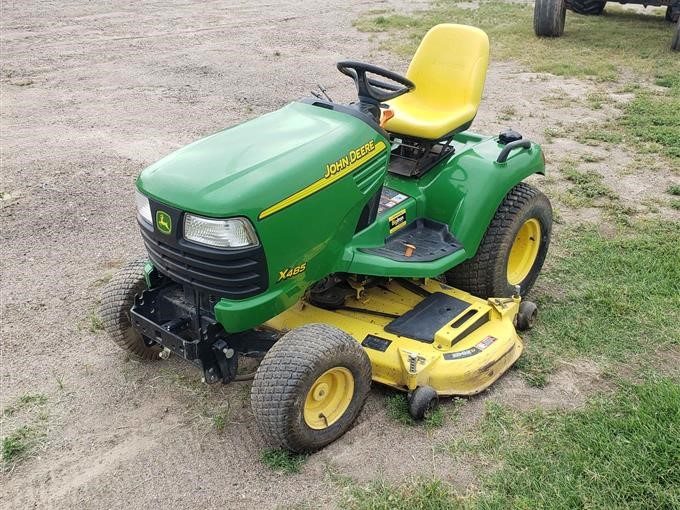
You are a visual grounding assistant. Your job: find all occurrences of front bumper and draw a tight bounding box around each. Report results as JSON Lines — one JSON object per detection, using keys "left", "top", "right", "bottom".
{"left": 129, "top": 281, "right": 276, "bottom": 383}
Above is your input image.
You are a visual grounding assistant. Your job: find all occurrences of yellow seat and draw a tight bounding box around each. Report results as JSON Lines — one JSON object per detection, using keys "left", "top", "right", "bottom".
{"left": 383, "top": 24, "right": 489, "bottom": 140}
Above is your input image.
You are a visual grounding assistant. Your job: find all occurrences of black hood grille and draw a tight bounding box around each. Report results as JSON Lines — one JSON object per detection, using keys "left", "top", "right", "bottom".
{"left": 139, "top": 200, "right": 268, "bottom": 300}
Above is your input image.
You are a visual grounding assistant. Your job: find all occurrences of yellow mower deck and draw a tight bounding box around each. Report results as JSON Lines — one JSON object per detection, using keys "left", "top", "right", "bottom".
{"left": 265, "top": 279, "right": 523, "bottom": 396}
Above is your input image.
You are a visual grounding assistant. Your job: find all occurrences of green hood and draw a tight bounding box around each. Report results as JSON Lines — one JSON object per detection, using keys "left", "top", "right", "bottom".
{"left": 137, "top": 101, "right": 382, "bottom": 221}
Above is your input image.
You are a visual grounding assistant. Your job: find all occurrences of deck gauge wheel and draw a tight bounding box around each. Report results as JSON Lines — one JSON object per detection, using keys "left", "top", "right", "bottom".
{"left": 516, "top": 301, "right": 538, "bottom": 332}
{"left": 408, "top": 385, "right": 439, "bottom": 420}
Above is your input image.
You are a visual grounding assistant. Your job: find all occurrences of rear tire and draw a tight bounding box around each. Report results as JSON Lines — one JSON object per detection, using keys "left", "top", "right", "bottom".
{"left": 672, "top": 20, "right": 680, "bottom": 51}
{"left": 534, "top": 0, "right": 566, "bottom": 37}
{"left": 251, "top": 324, "right": 372, "bottom": 452}
{"left": 100, "top": 258, "right": 161, "bottom": 360}
{"left": 445, "top": 183, "right": 552, "bottom": 298}
{"left": 566, "top": 0, "right": 606, "bottom": 15}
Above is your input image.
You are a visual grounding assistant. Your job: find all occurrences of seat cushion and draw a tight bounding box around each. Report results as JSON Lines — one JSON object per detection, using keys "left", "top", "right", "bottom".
{"left": 382, "top": 24, "right": 489, "bottom": 140}
{"left": 384, "top": 97, "right": 477, "bottom": 140}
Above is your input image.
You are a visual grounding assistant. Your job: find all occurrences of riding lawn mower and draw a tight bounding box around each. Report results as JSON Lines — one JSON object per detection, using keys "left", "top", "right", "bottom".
{"left": 102, "top": 24, "right": 553, "bottom": 452}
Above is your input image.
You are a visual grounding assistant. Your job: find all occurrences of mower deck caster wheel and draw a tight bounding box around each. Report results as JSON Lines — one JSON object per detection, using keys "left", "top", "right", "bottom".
{"left": 408, "top": 386, "right": 439, "bottom": 421}
{"left": 516, "top": 301, "right": 538, "bottom": 331}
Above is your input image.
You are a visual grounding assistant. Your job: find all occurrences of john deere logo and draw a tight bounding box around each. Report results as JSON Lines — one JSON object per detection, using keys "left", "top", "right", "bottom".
{"left": 155, "top": 210, "right": 172, "bottom": 235}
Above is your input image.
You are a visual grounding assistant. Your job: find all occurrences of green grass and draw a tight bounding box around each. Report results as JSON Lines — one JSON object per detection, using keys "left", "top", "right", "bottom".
{"left": 260, "top": 448, "right": 308, "bottom": 474}
{"left": 477, "top": 377, "right": 680, "bottom": 509}
{"left": 667, "top": 185, "right": 680, "bottom": 196}
{"left": 517, "top": 220, "right": 680, "bottom": 384}
{"left": 345, "top": 377, "right": 680, "bottom": 509}
{"left": 356, "top": 1, "right": 680, "bottom": 161}
{"left": 621, "top": 83, "right": 680, "bottom": 161}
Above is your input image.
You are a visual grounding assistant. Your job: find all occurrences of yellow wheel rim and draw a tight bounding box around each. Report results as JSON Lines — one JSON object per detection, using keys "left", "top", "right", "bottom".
{"left": 507, "top": 218, "right": 541, "bottom": 285}
{"left": 303, "top": 367, "right": 354, "bottom": 430}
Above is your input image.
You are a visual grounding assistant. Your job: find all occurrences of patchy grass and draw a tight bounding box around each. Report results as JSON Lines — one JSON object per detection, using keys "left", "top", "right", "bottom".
{"left": 580, "top": 152, "right": 605, "bottom": 163}
{"left": 2, "top": 393, "right": 48, "bottom": 417}
{"left": 385, "top": 393, "right": 445, "bottom": 430}
{"left": 575, "top": 124, "right": 623, "bottom": 145}
{"left": 1, "top": 393, "right": 49, "bottom": 467}
{"left": 356, "top": 2, "right": 677, "bottom": 80}
{"left": 356, "top": 1, "right": 680, "bottom": 161}
{"left": 513, "top": 343, "right": 555, "bottom": 388}
{"left": 211, "top": 405, "right": 231, "bottom": 432}
{"left": 344, "top": 478, "right": 459, "bottom": 510}
{"left": 87, "top": 310, "right": 104, "bottom": 332}
{"left": 496, "top": 105, "right": 516, "bottom": 121}
{"left": 562, "top": 162, "right": 618, "bottom": 204}
{"left": 260, "top": 448, "right": 308, "bottom": 475}
{"left": 668, "top": 184, "right": 680, "bottom": 195}
{"left": 346, "top": 377, "right": 680, "bottom": 509}
{"left": 2, "top": 427, "right": 41, "bottom": 464}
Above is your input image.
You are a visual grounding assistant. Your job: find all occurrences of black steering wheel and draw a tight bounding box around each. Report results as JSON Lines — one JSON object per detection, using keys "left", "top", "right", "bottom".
{"left": 337, "top": 61, "right": 415, "bottom": 104}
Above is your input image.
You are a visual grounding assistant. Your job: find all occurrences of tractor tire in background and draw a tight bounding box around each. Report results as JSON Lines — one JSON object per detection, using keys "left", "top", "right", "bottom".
{"left": 100, "top": 258, "right": 162, "bottom": 360}
{"left": 251, "top": 324, "right": 372, "bottom": 452}
{"left": 566, "top": 0, "right": 606, "bottom": 15}
{"left": 534, "top": 0, "right": 566, "bottom": 37}
{"left": 673, "top": 20, "right": 680, "bottom": 51}
{"left": 445, "top": 183, "right": 552, "bottom": 298}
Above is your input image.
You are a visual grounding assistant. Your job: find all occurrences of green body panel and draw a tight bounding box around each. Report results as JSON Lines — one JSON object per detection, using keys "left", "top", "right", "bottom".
{"left": 136, "top": 102, "right": 544, "bottom": 333}
{"left": 341, "top": 132, "right": 545, "bottom": 277}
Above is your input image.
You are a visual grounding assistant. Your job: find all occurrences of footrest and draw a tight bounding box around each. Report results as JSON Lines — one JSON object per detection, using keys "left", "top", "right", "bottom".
{"left": 360, "top": 218, "right": 463, "bottom": 262}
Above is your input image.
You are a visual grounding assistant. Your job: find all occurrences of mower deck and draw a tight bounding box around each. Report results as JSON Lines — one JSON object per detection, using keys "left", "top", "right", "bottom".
{"left": 265, "top": 279, "right": 523, "bottom": 396}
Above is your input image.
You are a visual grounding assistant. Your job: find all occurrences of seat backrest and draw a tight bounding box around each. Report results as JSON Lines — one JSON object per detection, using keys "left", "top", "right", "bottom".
{"left": 406, "top": 24, "right": 489, "bottom": 111}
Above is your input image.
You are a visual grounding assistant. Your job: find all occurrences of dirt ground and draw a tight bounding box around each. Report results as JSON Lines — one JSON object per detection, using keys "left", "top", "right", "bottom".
{"left": 1, "top": 1, "right": 677, "bottom": 509}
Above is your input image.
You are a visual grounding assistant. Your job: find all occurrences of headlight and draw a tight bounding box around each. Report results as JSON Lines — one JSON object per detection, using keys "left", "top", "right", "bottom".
{"left": 184, "top": 214, "right": 259, "bottom": 248}
{"left": 136, "top": 190, "right": 152, "bottom": 224}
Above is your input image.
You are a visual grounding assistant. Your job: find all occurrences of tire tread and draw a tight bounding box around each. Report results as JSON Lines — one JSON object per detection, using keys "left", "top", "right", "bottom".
{"left": 251, "top": 324, "right": 371, "bottom": 452}
{"left": 445, "top": 182, "right": 551, "bottom": 298}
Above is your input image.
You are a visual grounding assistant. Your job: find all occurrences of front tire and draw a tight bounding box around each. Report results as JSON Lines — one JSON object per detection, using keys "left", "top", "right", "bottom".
{"left": 100, "top": 258, "right": 161, "bottom": 360}
{"left": 534, "top": 0, "right": 566, "bottom": 37}
{"left": 445, "top": 183, "right": 552, "bottom": 298}
{"left": 251, "top": 324, "right": 372, "bottom": 452}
